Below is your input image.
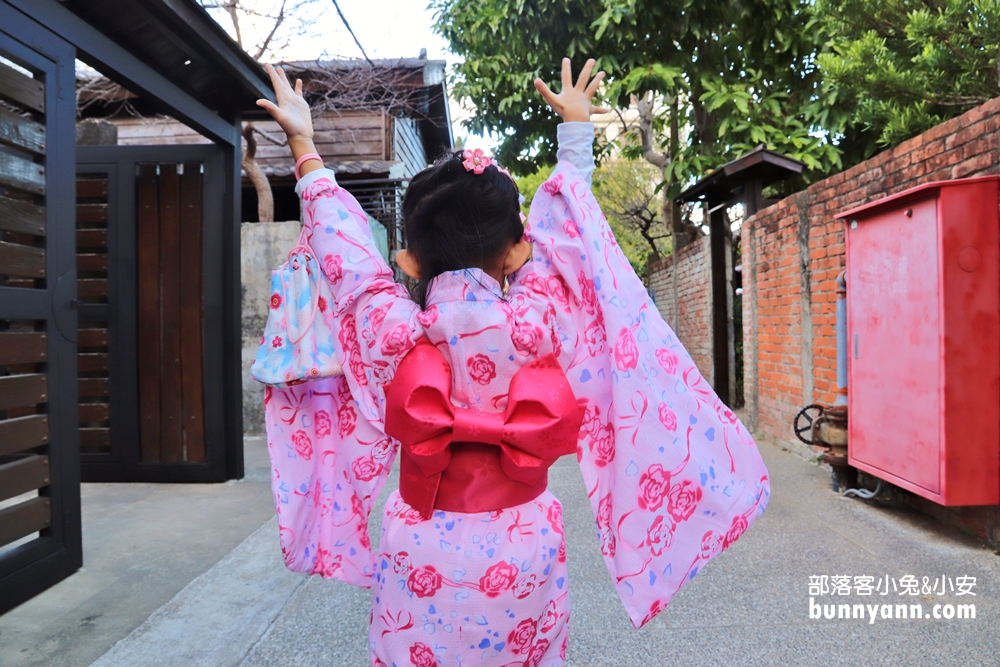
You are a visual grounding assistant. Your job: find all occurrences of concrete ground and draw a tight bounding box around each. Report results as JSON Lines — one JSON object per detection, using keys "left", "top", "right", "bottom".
{"left": 236, "top": 437, "right": 1000, "bottom": 667}
{"left": 0, "top": 437, "right": 276, "bottom": 667}
{"left": 3, "top": 431, "right": 999, "bottom": 666}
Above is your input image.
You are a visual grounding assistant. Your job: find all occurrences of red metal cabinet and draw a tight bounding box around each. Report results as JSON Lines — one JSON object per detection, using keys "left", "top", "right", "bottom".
{"left": 836, "top": 176, "right": 1000, "bottom": 506}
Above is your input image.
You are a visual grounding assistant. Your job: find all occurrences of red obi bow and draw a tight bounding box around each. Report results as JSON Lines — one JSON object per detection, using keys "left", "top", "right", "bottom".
{"left": 384, "top": 339, "right": 584, "bottom": 519}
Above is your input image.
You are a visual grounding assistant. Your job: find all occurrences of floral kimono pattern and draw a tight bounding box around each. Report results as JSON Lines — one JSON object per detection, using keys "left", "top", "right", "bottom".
{"left": 262, "top": 123, "right": 770, "bottom": 667}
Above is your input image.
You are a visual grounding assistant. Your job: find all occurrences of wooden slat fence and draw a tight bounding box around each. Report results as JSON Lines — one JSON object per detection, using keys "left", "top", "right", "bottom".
{"left": 0, "top": 54, "right": 51, "bottom": 555}
{"left": 76, "top": 175, "right": 111, "bottom": 454}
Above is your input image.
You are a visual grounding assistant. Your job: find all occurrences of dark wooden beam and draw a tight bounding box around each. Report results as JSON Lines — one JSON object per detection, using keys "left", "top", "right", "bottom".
{"left": 136, "top": 0, "right": 273, "bottom": 104}
{"left": 6, "top": 0, "right": 239, "bottom": 146}
{"left": 709, "top": 203, "right": 731, "bottom": 404}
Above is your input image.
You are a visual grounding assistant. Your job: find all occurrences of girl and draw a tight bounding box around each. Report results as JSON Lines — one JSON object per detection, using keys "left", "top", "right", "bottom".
{"left": 255, "top": 58, "right": 770, "bottom": 667}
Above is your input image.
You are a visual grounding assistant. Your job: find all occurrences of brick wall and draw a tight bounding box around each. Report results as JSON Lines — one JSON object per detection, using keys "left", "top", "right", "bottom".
{"left": 648, "top": 235, "right": 717, "bottom": 385}
{"left": 741, "top": 96, "right": 1000, "bottom": 544}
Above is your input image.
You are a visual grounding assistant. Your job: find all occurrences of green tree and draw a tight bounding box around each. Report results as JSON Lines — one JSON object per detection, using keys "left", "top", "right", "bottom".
{"left": 591, "top": 159, "right": 671, "bottom": 273}
{"left": 431, "top": 0, "right": 846, "bottom": 185}
{"left": 432, "top": 0, "right": 850, "bottom": 259}
{"left": 816, "top": 0, "right": 1000, "bottom": 156}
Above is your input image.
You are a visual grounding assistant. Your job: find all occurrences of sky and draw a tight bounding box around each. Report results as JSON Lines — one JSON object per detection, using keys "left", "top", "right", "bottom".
{"left": 211, "top": 0, "right": 493, "bottom": 151}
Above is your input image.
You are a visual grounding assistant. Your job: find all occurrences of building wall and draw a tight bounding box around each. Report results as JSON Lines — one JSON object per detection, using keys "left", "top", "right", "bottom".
{"left": 741, "top": 96, "right": 1000, "bottom": 543}
{"left": 648, "top": 236, "right": 716, "bottom": 385}
{"left": 113, "top": 111, "right": 391, "bottom": 165}
{"left": 393, "top": 116, "right": 428, "bottom": 176}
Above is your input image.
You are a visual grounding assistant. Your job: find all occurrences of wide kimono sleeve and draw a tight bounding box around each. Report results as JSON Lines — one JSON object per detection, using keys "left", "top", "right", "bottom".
{"left": 523, "top": 124, "right": 771, "bottom": 628}
{"left": 261, "top": 168, "right": 423, "bottom": 588}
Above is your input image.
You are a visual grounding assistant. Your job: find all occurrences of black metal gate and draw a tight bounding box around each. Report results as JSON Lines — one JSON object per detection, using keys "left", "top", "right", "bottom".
{"left": 0, "top": 10, "right": 82, "bottom": 615}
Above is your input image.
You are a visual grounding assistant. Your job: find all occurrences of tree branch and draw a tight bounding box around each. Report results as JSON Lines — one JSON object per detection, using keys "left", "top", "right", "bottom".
{"left": 242, "top": 123, "right": 274, "bottom": 222}
{"left": 637, "top": 91, "right": 668, "bottom": 169}
{"left": 224, "top": 0, "right": 243, "bottom": 49}
{"left": 253, "top": 0, "right": 288, "bottom": 61}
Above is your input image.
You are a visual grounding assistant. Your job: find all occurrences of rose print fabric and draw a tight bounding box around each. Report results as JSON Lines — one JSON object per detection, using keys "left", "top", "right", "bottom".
{"left": 261, "top": 123, "right": 770, "bottom": 667}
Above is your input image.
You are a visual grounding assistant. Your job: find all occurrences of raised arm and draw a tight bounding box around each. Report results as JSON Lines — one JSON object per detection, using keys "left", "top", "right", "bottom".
{"left": 257, "top": 64, "right": 422, "bottom": 428}
{"left": 519, "top": 60, "right": 770, "bottom": 630}
{"left": 555, "top": 121, "right": 596, "bottom": 186}
{"left": 516, "top": 59, "right": 630, "bottom": 291}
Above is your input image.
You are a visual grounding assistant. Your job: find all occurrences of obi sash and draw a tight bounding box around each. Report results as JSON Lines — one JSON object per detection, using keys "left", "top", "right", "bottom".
{"left": 384, "top": 339, "right": 585, "bottom": 519}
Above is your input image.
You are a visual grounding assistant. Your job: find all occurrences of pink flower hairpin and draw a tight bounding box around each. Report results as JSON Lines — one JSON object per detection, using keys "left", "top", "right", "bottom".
{"left": 462, "top": 148, "right": 492, "bottom": 174}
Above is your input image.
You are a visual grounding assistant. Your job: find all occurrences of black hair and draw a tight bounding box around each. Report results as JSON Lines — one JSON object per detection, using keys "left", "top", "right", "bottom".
{"left": 402, "top": 150, "right": 523, "bottom": 308}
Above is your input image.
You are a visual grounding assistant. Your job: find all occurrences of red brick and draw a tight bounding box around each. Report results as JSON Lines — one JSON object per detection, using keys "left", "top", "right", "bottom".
{"left": 883, "top": 151, "right": 913, "bottom": 175}
{"left": 892, "top": 132, "right": 924, "bottom": 158}
{"left": 952, "top": 153, "right": 997, "bottom": 179}
{"left": 945, "top": 119, "right": 990, "bottom": 151}
{"left": 897, "top": 162, "right": 929, "bottom": 185}
{"left": 911, "top": 139, "right": 946, "bottom": 163}
{"left": 958, "top": 97, "right": 1000, "bottom": 128}
{"left": 922, "top": 115, "right": 963, "bottom": 143}
{"left": 961, "top": 136, "right": 995, "bottom": 161}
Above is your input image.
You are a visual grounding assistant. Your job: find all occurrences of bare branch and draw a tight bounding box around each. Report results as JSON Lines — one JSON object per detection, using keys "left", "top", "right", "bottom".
{"left": 283, "top": 60, "right": 445, "bottom": 118}
{"left": 251, "top": 125, "right": 288, "bottom": 147}
{"left": 76, "top": 74, "right": 142, "bottom": 118}
{"left": 595, "top": 158, "right": 670, "bottom": 258}
{"left": 202, "top": 0, "right": 324, "bottom": 62}
{"left": 637, "top": 91, "right": 668, "bottom": 169}
{"left": 253, "top": 0, "right": 288, "bottom": 61}
{"left": 242, "top": 123, "right": 274, "bottom": 222}
{"left": 224, "top": 0, "right": 243, "bottom": 49}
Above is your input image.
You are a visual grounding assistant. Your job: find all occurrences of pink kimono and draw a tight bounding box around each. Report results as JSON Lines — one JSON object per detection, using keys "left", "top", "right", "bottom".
{"left": 262, "top": 124, "right": 770, "bottom": 667}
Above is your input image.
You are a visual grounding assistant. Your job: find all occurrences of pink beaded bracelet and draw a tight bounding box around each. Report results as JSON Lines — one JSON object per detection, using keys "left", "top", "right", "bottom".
{"left": 294, "top": 152, "right": 323, "bottom": 180}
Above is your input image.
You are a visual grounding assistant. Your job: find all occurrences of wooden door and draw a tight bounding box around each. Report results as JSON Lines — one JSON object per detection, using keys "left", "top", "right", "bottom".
{"left": 0, "top": 11, "right": 81, "bottom": 615}
{"left": 78, "top": 146, "right": 230, "bottom": 482}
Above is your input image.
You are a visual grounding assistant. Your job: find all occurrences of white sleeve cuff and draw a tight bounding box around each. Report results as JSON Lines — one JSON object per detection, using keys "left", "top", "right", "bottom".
{"left": 294, "top": 167, "right": 338, "bottom": 197}
{"left": 556, "top": 122, "right": 595, "bottom": 186}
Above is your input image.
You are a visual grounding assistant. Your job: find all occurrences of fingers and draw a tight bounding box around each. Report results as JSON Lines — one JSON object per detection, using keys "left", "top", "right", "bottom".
{"left": 264, "top": 63, "right": 282, "bottom": 90}
{"left": 534, "top": 78, "right": 561, "bottom": 110}
{"left": 295, "top": 78, "right": 303, "bottom": 97}
{"left": 560, "top": 57, "right": 572, "bottom": 93}
{"left": 584, "top": 70, "right": 605, "bottom": 98}
{"left": 576, "top": 58, "right": 596, "bottom": 90}
{"left": 590, "top": 105, "right": 611, "bottom": 116}
{"left": 256, "top": 99, "right": 281, "bottom": 118}
{"left": 263, "top": 63, "right": 296, "bottom": 102}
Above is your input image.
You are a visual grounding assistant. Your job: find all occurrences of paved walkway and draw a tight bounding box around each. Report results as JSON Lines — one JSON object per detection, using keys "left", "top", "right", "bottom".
{"left": 4, "top": 433, "right": 998, "bottom": 666}
{"left": 234, "top": 437, "right": 1000, "bottom": 667}
{"left": 0, "top": 437, "right": 276, "bottom": 667}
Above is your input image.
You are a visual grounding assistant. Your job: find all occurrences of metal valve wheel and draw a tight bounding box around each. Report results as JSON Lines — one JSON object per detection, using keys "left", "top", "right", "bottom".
{"left": 793, "top": 404, "right": 825, "bottom": 445}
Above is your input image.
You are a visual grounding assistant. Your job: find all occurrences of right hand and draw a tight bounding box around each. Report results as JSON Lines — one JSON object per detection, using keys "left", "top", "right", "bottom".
{"left": 256, "top": 64, "right": 314, "bottom": 142}
{"left": 534, "top": 58, "right": 610, "bottom": 122}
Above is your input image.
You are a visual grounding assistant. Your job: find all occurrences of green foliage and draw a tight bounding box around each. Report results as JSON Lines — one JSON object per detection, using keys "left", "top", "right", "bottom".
{"left": 816, "top": 0, "right": 1000, "bottom": 154}
{"left": 515, "top": 162, "right": 657, "bottom": 280}
{"left": 431, "top": 0, "right": 849, "bottom": 184}
{"left": 592, "top": 159, "right": 671, "bottom": 280}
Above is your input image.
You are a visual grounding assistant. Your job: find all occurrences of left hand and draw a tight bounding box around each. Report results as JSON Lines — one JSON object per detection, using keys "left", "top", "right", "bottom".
{"left": 534, "top": 58, "right": 610, "bottom": 122}
{"left": 256, "top": 63, "right": 314, "bottom": 142}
